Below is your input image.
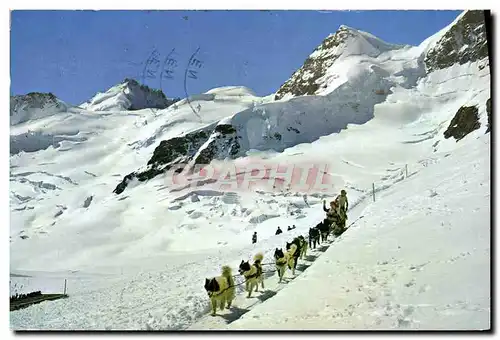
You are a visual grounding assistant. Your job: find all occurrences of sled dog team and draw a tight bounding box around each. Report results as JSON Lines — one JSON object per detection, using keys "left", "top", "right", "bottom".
{"left": 203, "top": 235, "right": 309, "bottom": 316}
{"left": 204, "top": 192, "right": 349, "bottom": 316}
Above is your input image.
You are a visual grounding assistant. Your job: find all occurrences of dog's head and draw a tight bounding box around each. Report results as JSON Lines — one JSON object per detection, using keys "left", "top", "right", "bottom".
{"left": 274, "top": 248, "right": 285, "bottom": 259}
{"left": 285, "top": 242, "right": 291, "bottom": 250}
{"left": 238, "top": 260, "right": 251, "bottom": 274}
{"left": 204, "top": 277, "right": 220, "bottom": 294}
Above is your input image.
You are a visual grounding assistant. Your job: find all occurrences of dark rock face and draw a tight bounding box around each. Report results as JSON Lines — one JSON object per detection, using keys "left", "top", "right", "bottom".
{"left": 443, "top": 105, "right": 481, "bottom": 141}
{"left": 113, "top": 127, "right": 212, "bottom": 194}
{"left": 123, "top": 78, "right": 178, "bottom": 110}
{"left": 147, "top": 130, "right": 210, "bottom": 168}
{"left": 113, "top": 124, "right": 243, "bottom": 194}
{"left": 83, "top": 196, "right": 94, "bottom": 208}
{"left": 486, "top": 98, "right": 491, "bottom": 133}
{"left": 425, "top": 10, "right": 488, "bottom": 72}
{"left": 192, "top": 124, "right": 241, "bottom": 166}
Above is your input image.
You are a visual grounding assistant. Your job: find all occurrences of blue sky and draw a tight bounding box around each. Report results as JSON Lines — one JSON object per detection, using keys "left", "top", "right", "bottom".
{"left": 10, "top": 10, "right": 462, "bottom": 105}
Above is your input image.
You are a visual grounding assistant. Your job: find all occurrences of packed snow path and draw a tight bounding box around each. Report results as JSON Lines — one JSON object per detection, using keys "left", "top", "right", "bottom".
{"left": 187, "top": 240, "right": 339, "bottom": 330}
{"left": 187, "top": 216, "right": 363, "bottom": 330}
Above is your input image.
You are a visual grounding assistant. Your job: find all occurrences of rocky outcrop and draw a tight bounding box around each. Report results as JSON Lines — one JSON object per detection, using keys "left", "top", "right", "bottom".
{"left": 114, "top": 124, "right": 221, "bottom": 194}
{"left": 443, "top": 105, "right": 481, "bottom": 141}
{"left": 425, "top": 10, "right": 488, "bottom": 72}
{"left": 192, "top": 124, "right": 241, "bottom": 166}
{"left": 113, "top": 122, "right": 245, "bottom": 194}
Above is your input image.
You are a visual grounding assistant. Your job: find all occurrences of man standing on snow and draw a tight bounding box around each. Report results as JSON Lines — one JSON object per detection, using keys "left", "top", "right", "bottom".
{"left": 336, "top": 190, "right": 349, "bottom": 227}
{"left": 252, "top": 232, "right": 258, "bottom": 244}
{"left": 275, "top": 227, "right": 283, "bottom": 235}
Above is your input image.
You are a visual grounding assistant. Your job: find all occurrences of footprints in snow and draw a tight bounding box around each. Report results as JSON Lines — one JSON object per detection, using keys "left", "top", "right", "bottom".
{"left": 446, "top": 251, "right": 473, "bottom": 264}
{"left": 343, "top": 257, "right": 435, "bottom": 328}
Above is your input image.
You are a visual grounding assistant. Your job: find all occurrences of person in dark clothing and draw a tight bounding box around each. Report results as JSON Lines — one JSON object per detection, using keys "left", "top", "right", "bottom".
{"left": 252, "top": 232, "right": 257, "bottom": 244}
{"left": 275, "top": 227, "right": 283, "bottom": 235}
{"left": 323, "top": 200, "right": 339, "bottom": 226}
{"left": 287, "top": 226, "right": 292, "bottom": 231}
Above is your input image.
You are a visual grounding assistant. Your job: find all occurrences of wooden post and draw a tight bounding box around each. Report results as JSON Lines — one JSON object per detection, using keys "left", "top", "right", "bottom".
{"left": 63, "top": 279, "right": 67, "bottom": 295}
{"left": 405, "top": 164, "right": 408, "bottom": 178}
{"left": 372, "top": 183, "right": 375, "bottom": 202}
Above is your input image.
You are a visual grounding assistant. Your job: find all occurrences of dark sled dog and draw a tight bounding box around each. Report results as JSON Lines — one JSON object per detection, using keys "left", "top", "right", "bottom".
{"left": 308, "top": 227, "right": 320, "bottom": 249}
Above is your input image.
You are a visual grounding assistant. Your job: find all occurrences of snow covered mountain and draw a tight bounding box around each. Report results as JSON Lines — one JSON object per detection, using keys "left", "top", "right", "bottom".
{"left": 10, "top": 92, "right": 69, "bottom": 125}
{"left": 113, "top": 10, "right": 490, "bottom": 195}
{"left": 274, "top": 25, "right": 408, "bottom": 100}
{"left": 80, "top": 78, "right": 177, "bottom": 111}
{"left": 9, "top": 10, "right": 490, "bottom": 330}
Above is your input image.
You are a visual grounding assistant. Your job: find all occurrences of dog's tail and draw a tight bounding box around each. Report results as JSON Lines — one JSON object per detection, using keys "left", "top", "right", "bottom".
{"left": 253, "top": 252, "right": 264, "bottom": 263}
{"left": 288, "top": 243, "right": 297, "bottom": 256}
{"left": 221, "top": 265, "right": 232, "bottom": 278}
{"left": 222, "top": 265, "right": 234, "bottom": 285}
{"left": 221, "top": 265, "right": 235, "bottom": 298}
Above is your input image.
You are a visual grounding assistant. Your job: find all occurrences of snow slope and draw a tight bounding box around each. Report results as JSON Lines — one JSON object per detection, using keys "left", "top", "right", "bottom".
{"left": 9, "top": 88, "right": 260, "bottom": 249}
{"left": 222, "top": 134, "right": 490, "bottom": 330}
{"left": 9, "top": 10, "right": 490, "bottom": 330}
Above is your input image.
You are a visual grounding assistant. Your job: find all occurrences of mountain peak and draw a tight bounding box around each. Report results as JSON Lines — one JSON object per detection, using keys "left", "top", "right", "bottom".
{"left": 10, "top": 92, "right": 68, "bottom": 125}
{"left": 81, "top": 78, "right": 176, "bottom": 112}
{"left": 275, "top": 24, "right": 405, "bottom": 100}
{"left": 338, "top": 24, "right": 358, "bottom": 32}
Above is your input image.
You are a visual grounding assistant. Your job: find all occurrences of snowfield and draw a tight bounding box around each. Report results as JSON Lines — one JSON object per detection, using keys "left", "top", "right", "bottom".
{"left": 9, "top": 10, "right": 490, "bottom": 331}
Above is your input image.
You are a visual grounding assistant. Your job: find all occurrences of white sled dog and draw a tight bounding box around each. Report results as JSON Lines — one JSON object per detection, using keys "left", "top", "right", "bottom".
{"left": 204, "top": 265, "right": 235, "bottom": 316}
{"left": 238, "top": 252, "right": 264, "bottom": 298}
